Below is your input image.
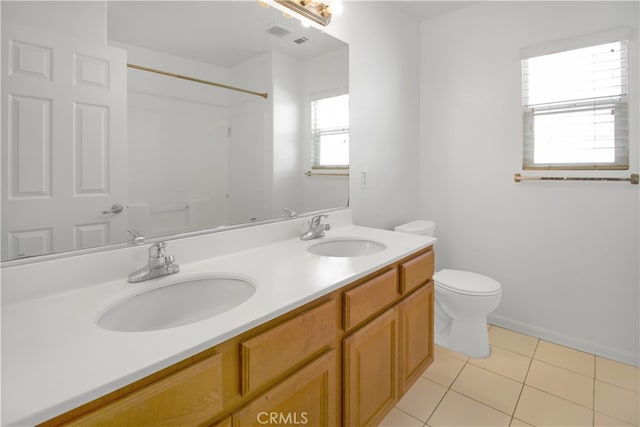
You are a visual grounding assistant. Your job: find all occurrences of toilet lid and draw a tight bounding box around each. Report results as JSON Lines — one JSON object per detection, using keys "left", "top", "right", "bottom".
{"left": 434, "top": 269, "right": 502, "bottom": 296}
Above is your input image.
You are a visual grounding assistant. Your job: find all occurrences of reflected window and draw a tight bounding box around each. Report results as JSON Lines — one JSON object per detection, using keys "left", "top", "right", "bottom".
{"left": 311, "top": 93, "right": 349, "bottom": 168}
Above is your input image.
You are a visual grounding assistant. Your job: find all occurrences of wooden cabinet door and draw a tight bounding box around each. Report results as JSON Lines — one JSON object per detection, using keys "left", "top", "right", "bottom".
{"left": 399, "top": 283, "right": 434, "bottom": 395}
{"left": 233, "top": 350, "right": 337, "bottom": 427}
{"left": 344, "top": 307, "right": 399, "bottom": 427}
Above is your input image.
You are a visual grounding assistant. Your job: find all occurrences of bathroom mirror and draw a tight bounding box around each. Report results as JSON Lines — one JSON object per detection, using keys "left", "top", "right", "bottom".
{"left": 1, "top": 1, "right": 349, "bottom": 262}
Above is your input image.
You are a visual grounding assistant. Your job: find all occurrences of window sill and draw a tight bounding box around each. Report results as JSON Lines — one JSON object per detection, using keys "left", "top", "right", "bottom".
{"left": 305, "top": 169, "right": 349, "bottom": 177}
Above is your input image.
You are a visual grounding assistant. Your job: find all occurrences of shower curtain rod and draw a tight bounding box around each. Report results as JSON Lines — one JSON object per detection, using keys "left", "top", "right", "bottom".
{"left": 127, "top": 64, "right": 269, "bottom": 99}
{"left": 514, "top": 173, "right": 639, "bottom": 184}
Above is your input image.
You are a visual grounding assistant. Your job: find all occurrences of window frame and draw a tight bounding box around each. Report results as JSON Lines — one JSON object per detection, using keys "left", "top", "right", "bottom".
{"left": 309, "top": 91, "right": 350, "bottom": 170}
{"left": 520, "top": 30, "right": 630, "bottom": 171}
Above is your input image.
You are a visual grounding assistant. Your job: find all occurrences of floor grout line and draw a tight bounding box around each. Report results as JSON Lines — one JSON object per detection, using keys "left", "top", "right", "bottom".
{"left": 424, "top": 351, "right": 470, "bottom": 426}
{"left": 466, "top": 354, "right": 530, "bottom": 384}
{"left": 593, "top": 358, "right": 597, "bottom": 427}
{"left": 530, "top": 356, "right": 596, "bottom": 380}
{"left": 392, "top": 406, "right": 429, "bottom": 425}
{"left": 524, "top": 384, "right": 595, "bottom": 411}
{"left": 509, "top": 337, "right": 538, "bottom": 423}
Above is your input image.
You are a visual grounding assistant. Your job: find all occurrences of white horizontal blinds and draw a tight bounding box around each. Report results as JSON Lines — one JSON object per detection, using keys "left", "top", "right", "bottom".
{"left": 311, "top": 94, "right": 349, "bottom": 168}
{"left": 522, "top": 40, "right": 629, "bottom": 169}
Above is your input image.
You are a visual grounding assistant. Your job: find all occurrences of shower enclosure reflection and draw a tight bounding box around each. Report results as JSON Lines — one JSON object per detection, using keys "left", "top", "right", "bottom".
{"left": 1, "top": 1, "right": 349, "bottom": 261}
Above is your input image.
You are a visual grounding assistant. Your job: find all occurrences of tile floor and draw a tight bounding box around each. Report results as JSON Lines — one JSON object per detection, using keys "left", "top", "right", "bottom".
{"left": 380, "top": 325, "right": 640, "bottom": 427}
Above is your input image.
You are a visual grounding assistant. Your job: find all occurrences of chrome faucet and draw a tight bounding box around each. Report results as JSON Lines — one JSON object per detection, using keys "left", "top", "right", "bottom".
{"left": 127, "top": 229, "right": 145, "bottom": 245}
{"left": 128, "top": 242, "right": 180, "bottom": 283}
{"left": 282, "top": 208, "right": 298, "bottom": 219}
{"left": 300, "top": 214, "right": 331, "bottom": 240}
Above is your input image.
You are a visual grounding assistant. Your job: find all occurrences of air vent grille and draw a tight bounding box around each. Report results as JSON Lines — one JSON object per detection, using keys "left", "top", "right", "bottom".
{"left": 293, "top": 36, "right": 309, "bottom": 45}
{"left": 265, "top": 25, "right": 292, "bottom": 38}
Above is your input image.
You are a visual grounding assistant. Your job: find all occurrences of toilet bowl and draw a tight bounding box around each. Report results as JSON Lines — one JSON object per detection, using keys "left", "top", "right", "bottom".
{"left": 433, "top": 269, "right": 501, "bottom": 357}
{"left": 394, "top": 220, "right": 502, "bottom": 358}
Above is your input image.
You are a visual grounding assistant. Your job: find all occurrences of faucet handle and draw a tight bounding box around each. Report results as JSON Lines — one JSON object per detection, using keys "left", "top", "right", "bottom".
{"left": 310, "top": 214, "right": 329, "bottom": 226}
{"left": 282, "top": 208, "right": 298, "bottom": 219}
{"left": 148, "top": 242, "right": 167, "bottom": 258}
{"left": 127, "top": 229, "right": 145, "bottom": 245}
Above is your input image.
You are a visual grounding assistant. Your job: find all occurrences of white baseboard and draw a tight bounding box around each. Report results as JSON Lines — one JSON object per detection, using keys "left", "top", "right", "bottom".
{"left": 487, "top": 314, "right": 640, "bottom": 367}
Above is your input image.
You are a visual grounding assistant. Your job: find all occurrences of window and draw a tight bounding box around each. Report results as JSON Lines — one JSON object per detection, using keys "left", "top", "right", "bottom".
{"left": 311, "top": 93, "right": 349, "bottom": 169}
{"left": 521, "top": 37, "right": 629, "bottom": 170}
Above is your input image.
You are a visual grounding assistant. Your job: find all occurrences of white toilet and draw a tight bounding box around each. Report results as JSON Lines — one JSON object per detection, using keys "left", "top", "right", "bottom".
{"left": 395, "top": 220, "right": 502, "bottom": 358}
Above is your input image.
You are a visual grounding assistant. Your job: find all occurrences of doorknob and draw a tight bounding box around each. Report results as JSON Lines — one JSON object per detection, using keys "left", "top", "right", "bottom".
{"left": 102, "top": 203, "right": 124, "bottom": 214}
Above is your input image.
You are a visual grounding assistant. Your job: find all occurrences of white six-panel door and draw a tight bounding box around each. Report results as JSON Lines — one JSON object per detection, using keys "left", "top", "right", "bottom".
{"left": 1, "top": 23, "right": 127, "bottom": 260}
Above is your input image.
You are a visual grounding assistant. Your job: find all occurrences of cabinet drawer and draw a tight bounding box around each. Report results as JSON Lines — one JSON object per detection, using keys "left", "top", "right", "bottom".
{"left": 400, "top": 250, "right": 434, "bottom": 294}
{"left": 241, "top": 298, "right": 337, "bottom": 396}
{"left": 68, "top": 353, "right": 223, "bottom": 426}
{"left": 344, "top": 269, "right": 399, "bottom": 331}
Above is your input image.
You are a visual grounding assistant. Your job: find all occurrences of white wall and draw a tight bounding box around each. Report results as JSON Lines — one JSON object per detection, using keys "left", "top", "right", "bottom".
{"left": 228, "top": 53, "right": 273, "bottom": 224}
{"left": 272, "top": 52, "right": 304, "bottom": 218}
{"left": 120, "top": 44, "right": 230, "bottom": 237}
{"left": 329, "top": 3, "right": 421, "bottom": 229}
{"left": 298, "top": 47, "right": 350, "bottom": 214}
{"left": 1, "top": 1, "right": 107, "bottom": 45}
{"left": 420, "top": 1, "right": 639, "bottom": 365}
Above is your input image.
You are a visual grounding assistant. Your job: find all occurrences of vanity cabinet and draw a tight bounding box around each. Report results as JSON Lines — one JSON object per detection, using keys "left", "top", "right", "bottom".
{"left": 42, "top": 246, "right": 434, "bottom": 427}
{"left": 342, "top": 248, "right": 434, "bottom": 426}
{"left": 66, "top": 353, "right": 224, "bottom": 426}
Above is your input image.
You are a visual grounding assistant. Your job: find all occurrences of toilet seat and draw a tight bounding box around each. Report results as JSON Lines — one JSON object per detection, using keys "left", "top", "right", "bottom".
{"left": 434, "top": 269, "right": 502, "bottom": 296}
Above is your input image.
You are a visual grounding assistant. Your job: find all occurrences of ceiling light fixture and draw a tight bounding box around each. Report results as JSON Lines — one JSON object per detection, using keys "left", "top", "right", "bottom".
{"left": 259, "top": 0, "right": 342, "bottom": 30}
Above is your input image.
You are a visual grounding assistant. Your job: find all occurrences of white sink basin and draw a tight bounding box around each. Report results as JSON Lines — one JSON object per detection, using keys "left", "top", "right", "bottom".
{"left": 97, "top": 276, "right": 255, "bottom": 332}
{"left": 308, "top": 238, "right": 386, "bottom": 257}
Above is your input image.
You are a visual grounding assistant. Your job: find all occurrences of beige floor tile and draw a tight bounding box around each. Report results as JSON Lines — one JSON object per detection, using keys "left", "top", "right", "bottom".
{"left": 594, "top": 411, "right": 634, "bottom": 426}
{"left": 514, "top": 386, "right": 594, "bottom": 426}
{"left": 594, "top": 380, "right": 640, "bottom": 425}
{"left": 510, "top": 418, "right": 534, "bottom": 426}
{"left": 525, "top": 359, "right": 594, "bottom": 408}
{"left": 451, "top": 364, "right": 523, "bottom": 415}
{"left": 422, "top": 348, "right": 466, "bottom": 387}
{"left": 396, "top": 377, "right": 448, "bottom": 422}
{"left": 489, "top": 326, "right": 539, "bottom": 357}
{"left": 427, "top": 391, "right": 511, "bottom": 427}
{"left": 534, "top": 340, "right": 595, "bottom": 377}
{"left": 380, "top": 408, "right": 425, "bottom": 427}
{"left": 435, "top": 344, "right": 469, "bottom": 362}
{"left": 596, "top": 357, "right": 640, "bottom": 393}
{"left": 469, "top": 345, "right": 532, "bottom": 382}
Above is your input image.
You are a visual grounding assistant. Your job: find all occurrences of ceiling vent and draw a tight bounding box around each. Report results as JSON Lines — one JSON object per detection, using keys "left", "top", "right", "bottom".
{"left": 265, "top": 24, "right": 292, "bottom": 38}
{"left": 293, "top": 36, "right": 309, "bottom": 45}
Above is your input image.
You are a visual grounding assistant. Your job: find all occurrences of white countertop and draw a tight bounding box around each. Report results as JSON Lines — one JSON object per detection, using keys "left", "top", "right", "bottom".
{"left": 1, "top": 223, "right": 435, "bottom": 426}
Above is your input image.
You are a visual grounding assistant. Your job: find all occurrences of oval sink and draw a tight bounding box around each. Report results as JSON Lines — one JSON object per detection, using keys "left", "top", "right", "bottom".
{"left": 97, "top": 276, "right": 255, "bottom": 332}
{"left": 308, "top": 239, "right": 386, "bottom": 257}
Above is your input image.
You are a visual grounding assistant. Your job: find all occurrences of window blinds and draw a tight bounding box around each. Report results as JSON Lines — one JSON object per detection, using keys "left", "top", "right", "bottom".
{"left": 311, "top": 94, "right": 349, "bottom": 168}
{"left": 522, "top": 40, "right": 629, "bottom": 169}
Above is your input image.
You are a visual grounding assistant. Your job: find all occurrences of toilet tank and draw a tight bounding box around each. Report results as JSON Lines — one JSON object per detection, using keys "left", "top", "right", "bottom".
{"left": 394, "top": 220, "right": 436, "bottom": 237}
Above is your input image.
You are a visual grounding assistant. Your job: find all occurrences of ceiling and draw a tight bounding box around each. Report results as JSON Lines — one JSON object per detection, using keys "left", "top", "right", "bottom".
{"left": 106, "top": 1, "right": 478, "bottom": 68}
{"left": 107, "top": 1, "right": 346, "bottom": 68}
{"left": 390, "top": 1, "right": 480, "bottom": 21}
